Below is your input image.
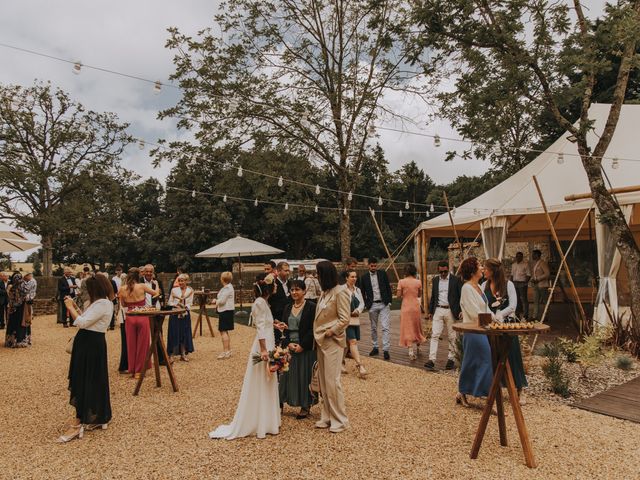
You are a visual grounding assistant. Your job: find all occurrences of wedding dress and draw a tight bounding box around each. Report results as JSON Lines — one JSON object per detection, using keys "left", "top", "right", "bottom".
{"left": 209, "top": 297, "right": 280, "bottom": 439}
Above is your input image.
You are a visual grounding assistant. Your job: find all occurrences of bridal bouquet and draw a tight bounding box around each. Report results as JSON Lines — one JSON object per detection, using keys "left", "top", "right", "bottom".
{"left": 252, "top": 346, "right": 291, "bottom": 374}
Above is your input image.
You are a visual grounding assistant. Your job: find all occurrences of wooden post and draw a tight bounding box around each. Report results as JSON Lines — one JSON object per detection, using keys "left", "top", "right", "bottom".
{"left": 421, "top": 232, "right": 430, "bottom": 311}
{"left": 443, "top": 192, "right": 463, "bottom": 269}
{"left": 532, "top": 176, "right": 588, "bottom": 329}
{"left": 369, "top": 208, "right": 400, "bottom": 282}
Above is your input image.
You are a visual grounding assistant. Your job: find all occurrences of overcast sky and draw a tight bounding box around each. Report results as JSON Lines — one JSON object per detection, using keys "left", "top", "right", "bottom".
{"left": 1, "top": 0, "right": 607, "bottom": 260}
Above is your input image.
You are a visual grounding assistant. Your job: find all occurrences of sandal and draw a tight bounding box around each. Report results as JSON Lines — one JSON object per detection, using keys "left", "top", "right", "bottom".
{"left": 455, "top": 393, "right": 470, "bottom": 407}
{"left": 296, "top": 409, "right": 310, "bottom": 420}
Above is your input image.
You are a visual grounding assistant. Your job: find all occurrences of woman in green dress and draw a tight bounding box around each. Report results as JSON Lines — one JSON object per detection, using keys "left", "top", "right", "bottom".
{"left": 279, "top": 279, "right": 317, "bottom": 419}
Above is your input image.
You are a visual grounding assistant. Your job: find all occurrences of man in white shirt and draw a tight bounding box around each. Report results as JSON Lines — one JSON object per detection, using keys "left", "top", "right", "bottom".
{"left": 425, "top": 261, "right": 462, "bottom": 371}
{"left": 511, "top": 252, "right": 531, "bottom": 319}
{"left": 112, "top": 265, "right": 123, "bottom": 292}
{"left": 360, "top": 258, "right": 393, "bottom": 360}
{"left": 141, "top": 264, "right": 164, "bottom": 307}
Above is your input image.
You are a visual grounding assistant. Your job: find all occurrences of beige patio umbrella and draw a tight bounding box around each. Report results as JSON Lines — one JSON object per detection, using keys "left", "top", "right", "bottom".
{"left": 196, "top": 235, "right": 285, "bottom": 311}
{"left": 0, "top": 238, "right": 41, "bottom": 253}
{"left": 0, "top": 223, "right": 29, "bottom": 241}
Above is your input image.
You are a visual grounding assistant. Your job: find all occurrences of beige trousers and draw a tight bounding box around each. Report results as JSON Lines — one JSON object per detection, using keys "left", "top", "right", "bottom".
{"left": 317, "top": 343, "right": 349, "bottom": 430}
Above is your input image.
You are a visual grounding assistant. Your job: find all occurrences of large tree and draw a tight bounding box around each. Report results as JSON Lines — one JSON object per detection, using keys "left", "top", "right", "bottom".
{"left": 0, "top": 82, "right": 132, "bottom": 275}
{"left": 412, "top": 0, "right": 640, "bottom": 333}
{"left": 159, "top": 0, "right": 432, "bottom": 258}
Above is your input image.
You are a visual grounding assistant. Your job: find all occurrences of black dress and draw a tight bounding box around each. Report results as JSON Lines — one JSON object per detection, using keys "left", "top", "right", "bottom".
{"left": 484, "top": 284, "right": 528, "bottom": 390}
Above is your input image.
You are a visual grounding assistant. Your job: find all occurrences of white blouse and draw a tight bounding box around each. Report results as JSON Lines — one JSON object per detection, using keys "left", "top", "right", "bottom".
{"left": 460, "top": 283, "right": 492, "bottom": 325}
{"left": 168, "top": 286, "right": 194, "bottom": 309}
{"left": 347, "top": 286, "right": 364, "bottom": 326}
{"left": 73, "top": 298, "right": 114, "bottom": 333}
{"left": 216, "top": 284, "right": 235, "bottom": 312}
{"left": 480, "top": 280, "right": 517, "bottom": 322}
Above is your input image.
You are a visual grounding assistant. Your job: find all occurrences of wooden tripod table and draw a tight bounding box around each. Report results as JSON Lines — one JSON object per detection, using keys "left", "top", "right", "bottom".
{"left": 452, "top": 323, "right": 550, "bottom": 468}
{"left": 192, "top": 290, "right": 215, "bottom": 338}
{"left": 128, "top": 308, "right": 185, "bottom": 396}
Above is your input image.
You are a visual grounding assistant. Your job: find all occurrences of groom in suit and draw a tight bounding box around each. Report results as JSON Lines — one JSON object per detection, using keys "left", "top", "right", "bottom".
{"left": 269, "top": 261, "right": 291, "bottom": 345}
{"left": 360, "top": 257, "right": 393, "bottom": 360}
{"left": 425, "top": 260, "right": 462, "bottom": 371}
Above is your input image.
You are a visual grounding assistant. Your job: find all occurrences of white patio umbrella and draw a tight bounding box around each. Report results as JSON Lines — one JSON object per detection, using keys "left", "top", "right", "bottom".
{"left": 195, "top": 235, "right": 284, "bottom": 311}
{"left": 0, "top": 238, "right": 41, "bottom": 253}
{"left": 0, "top": 223, "right": 29, "bottom": 241}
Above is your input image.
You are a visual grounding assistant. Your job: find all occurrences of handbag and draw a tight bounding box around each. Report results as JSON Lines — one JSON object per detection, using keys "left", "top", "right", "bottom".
{"left": 65, "top": 336, "right": 75, "bottom": 354}
{"left": 309, "top": 360, "right": 321, "bottom": 398}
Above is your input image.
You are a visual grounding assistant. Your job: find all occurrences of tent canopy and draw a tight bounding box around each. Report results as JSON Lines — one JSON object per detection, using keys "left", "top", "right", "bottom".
{"left": 195, "top": 235, "right": 284, "bottom": 258}
{"left": 418, "top": 104, "right": 640, "bottom": 239}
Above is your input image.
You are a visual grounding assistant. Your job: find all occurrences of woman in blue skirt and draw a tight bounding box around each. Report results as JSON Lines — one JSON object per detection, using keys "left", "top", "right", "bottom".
{"left": 457, "top": 257, "right": 494, "bottom": 407}
{"left": 167, "top": 274, "right": 195, "bottom": 362}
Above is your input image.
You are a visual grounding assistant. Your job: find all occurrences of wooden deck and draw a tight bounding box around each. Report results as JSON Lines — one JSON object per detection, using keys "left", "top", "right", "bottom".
{"left": 573, "top": 376, "right": 640, "bottom": 423}
{"left": 356, "top": 311, "right": 451, "bottom": 370}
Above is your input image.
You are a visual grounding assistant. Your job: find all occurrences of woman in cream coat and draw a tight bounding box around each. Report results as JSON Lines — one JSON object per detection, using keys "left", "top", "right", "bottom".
{"left": 313, "top": 261, "right": 351, "bottom": 433}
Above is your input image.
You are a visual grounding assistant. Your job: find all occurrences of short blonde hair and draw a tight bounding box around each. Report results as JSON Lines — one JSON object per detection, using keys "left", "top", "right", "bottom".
{"left": 177, "top": 273, "right": 189, "bottom": 282}
{"left": 220, "top": 271, "right": 233, "bottom": 284}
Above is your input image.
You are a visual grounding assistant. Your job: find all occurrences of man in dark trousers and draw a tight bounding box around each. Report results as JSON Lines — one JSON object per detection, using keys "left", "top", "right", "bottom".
{"left": 424, "top": 260, "right": 462, "bottom": 371}
{"left": 0, "top": 272, "right": 8, "bottom": 329}
{"left": 360, "top": 257, "right": 393, "bottom": 360}
{"left": 269, "top": 261, "right": 291, "bottom": 344}
{"left": 57, "top": 267, "right": 79, "bottom": 327}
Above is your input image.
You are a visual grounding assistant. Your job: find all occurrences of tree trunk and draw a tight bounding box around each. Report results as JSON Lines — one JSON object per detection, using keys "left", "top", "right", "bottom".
{"left": 339, "top": 200, "right": 351, "bottom": 260}
{"left": 42, "top": 235, "right": 53, "bottom": 277}
{"left": 581, "top": 155, "right": 640, "bottom": 337}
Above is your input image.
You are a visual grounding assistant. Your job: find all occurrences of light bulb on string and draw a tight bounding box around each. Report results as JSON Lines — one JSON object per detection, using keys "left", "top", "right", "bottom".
{"left": 367, "top": 124, "right": 376, "bottom": 136}
{"left": 434, "top": 134, "right": 441, "bottom": 147}
{"left": 612, "top": 158, "right": 620, "bottom": 169}
{"left": 378, "top": 196, "right": 383, "bottom": 206}
{"left": 278, "top": 176, "right": 284, "bottom": 187}
{"left": 89, "top": 170, "right": 94, "bottom": 178}
{"left": 138, "top": 140, "right": 145, "bottom": 150}
{"left": 347, "top": 191, "right": 352, "bottom": 201}
{"left": 430, "top": 203, "right": 434, "bottom": 212}
{"left": 285, "top": 202, "right": 289, "bottom": 210}
{"left": 405, "top": 200, "right": 410, "bottom": 210}
{"left": 191, "top": 190, "right": 196, "bottom": 198}
{"left": 557, "top": 153, "right": 564, "bottom": 165}
{"left": 315, "top": 184, "right": 320, "bottom": 195}
{"left": 314, "top": 205, "right": 318, "bottom": 213}
{"left": 72, "top": 62, "right": 82, "bottom": 75}
{"left": 254, "top": 199, "right": 258, "bottom": 207}
{"left": 223, "top": 194, "right": 227, "bottom": 202}
{"left": 452, "top": 206, "right": 457, "bottom": 217}
{"left": 426, "top": 210, "right": 430, "bottom": 217}
{"left": 237, "top": 166, "right": 243, "bottom": 177}
{"left": 343, "top": 207, "right": 348, "bottom": 216}
{"left": 399, "top": 210, "right": 403, "bottom": 218}
{"left": 153, "top": 81, "right": 162, "bottom": 94}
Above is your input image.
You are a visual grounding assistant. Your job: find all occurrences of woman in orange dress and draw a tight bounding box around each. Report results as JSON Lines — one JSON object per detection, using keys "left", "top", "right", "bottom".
{"left": 397, "top": 264, "right": 425, "bottom": 360}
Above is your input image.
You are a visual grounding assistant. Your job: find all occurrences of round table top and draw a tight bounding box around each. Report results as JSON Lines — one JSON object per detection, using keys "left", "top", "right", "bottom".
{"left": 127, "top": 308, "right": 188, "bottom": 317}
{"left": 453, "top": 322, "right": 550, "bottom": 336}
{"left": 193, "top": 290, "right": 213, "bottom": 296}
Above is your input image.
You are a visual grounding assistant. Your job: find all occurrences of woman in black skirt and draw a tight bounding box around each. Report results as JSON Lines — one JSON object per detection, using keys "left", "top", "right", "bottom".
{"left": 215, "top": 271, "right": 235, "bottom": 359}
{"left": 279, "top": 279, "right": 317, "bottom": 419}
{"left": 58, "top": 275, "right": 114, "bottom": 443}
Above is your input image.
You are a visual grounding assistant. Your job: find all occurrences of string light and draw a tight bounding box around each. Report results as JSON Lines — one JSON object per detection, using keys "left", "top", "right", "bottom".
{"left": 89, "top": 170, "right": 94, "bottom": 178}
{"left": 426, "top": 210, "right": 430, "bottom": 217}
{"left": 378, "top": 196, "right": 383, "bottom": 206}
{"left": 557, "top": 153, "right": 564, "bottom": 165}
{"left": 315, "top": 184, "right": 320, "bottom": 195}
{"left": 237, "top": 166, "right": 243, "bottom": 177}
{"left": 430, "top": 203, "right": 434, "bottom": 212}
{"left": 223, "top": 194, "right": 227, "bottom": 202}
{"left": 191, "top": 190, "right": 196, "bottom": 198}
{"left": 278, "top": 176, "right": 284, "bottom": 187}
{"left": 348, "top": 191, "right": 353, "bottom": 201}
{"left": 405, "top": 200, "right": 410, "bottom": 209}
{"left": 452, "top": 206, "right": 457, "bottom": 216}
{"left": 138, "top": 140, "right": 145, "bottom": 150}
{"left": 285, "top": 202, "right": 289, "bottom": 210}
{"left": 399, "top": 210, "right": 403, "bottom": 218}
{"left": 153, "top": 81, "right": 162, "bottom": 94}
{"left": 434, "top": 134, "right": 441, "bottom": 147}
{"left": 314, "top": 205, "right": 318, "bottom": 213}
{"left": 367, "top": 124, "right": 376, "bottom": 136}
{"left": 612, "top": 158, "right": 620, "bottom": 169}
{"left": 254, "top": 198, "right": 258, "bottom": 206}
{"left": 72, "top": 62, "right": 82, "bottom": 75}
{"left": 343, "top": 207, "right": 347, "bottom": 215}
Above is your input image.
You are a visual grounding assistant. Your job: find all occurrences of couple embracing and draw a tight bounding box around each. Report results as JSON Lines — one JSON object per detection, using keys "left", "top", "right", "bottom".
{"left": 208, "top": 261, "right": 350, "bottom": 440}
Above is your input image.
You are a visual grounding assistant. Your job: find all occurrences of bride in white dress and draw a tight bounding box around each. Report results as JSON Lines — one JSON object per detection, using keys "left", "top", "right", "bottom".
{"left": 209, "top": 274, "right": 281, "bottom": 440}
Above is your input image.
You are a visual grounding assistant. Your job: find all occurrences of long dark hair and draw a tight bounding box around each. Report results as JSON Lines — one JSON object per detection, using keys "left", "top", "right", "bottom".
{"left": 316, "top": 261, "right": 339, "bottom": 291}
{"left": 253, "top": 273, "right": 274, "bottom": 298}
{"left": 484, "top": 258, "right": 507, "bottom": 297}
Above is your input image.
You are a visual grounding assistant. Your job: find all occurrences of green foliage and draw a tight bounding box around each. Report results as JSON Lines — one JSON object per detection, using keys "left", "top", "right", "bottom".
{"left": 573, "top": 327, "right": 611, "bottom": 379}
{"left": 615, "top": 355, "right": 633, "bottom": 371}
{"left": 540, "top": 340, "right": 571, "bottom": 398}
{"left": 558, "top": 337, "right": 579, "bottom": 363}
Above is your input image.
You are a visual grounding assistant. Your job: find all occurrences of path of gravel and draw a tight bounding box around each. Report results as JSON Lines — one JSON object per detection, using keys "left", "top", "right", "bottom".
{"left": 1, "top": 315, "right": 638, "bottom": 479}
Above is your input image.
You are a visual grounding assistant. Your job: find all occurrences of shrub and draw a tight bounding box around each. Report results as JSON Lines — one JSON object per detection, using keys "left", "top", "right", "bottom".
{"left": 540, "top": 340, "right": 571, "bottom": 397}
{"left": 615, "top": 355, "right": 633, "bottom": 371}
{"left": 573, "top": 327, "right": 611, "bottom": 379}
{"left": 558, "top": 337, "right": 578, "bottom": 363}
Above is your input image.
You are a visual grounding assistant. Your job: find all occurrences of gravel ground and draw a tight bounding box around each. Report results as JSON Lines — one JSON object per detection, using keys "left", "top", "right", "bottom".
{"left": 1, "top": 315, "right": 639, "bottom": 480}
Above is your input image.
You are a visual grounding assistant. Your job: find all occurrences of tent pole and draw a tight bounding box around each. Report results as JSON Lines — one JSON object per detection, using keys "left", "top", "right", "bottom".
{"left": 531, "top": 205, "right": 593, "bottom": 351}
{"left": 443, "top": 192, "right": 463, "bottom": 270}
{"left": 533, "top": 176, "right": 588, "bottom": 332}
{"left": 238, "top": 255, "right": 243, "bottom": 312}
{"left": 455, "top": 230, "right": 482, "bottom": 276}
{"left": 384, "top": 225, "right": 421, "bottom": 274}
{"left": 369, "top": 208, "right": 400, "bottom": 282}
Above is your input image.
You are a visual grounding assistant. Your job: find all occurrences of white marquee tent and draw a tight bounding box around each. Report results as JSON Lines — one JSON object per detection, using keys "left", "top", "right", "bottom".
{"left": 415, "top": 104, "right": 640, "bottom": 324}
